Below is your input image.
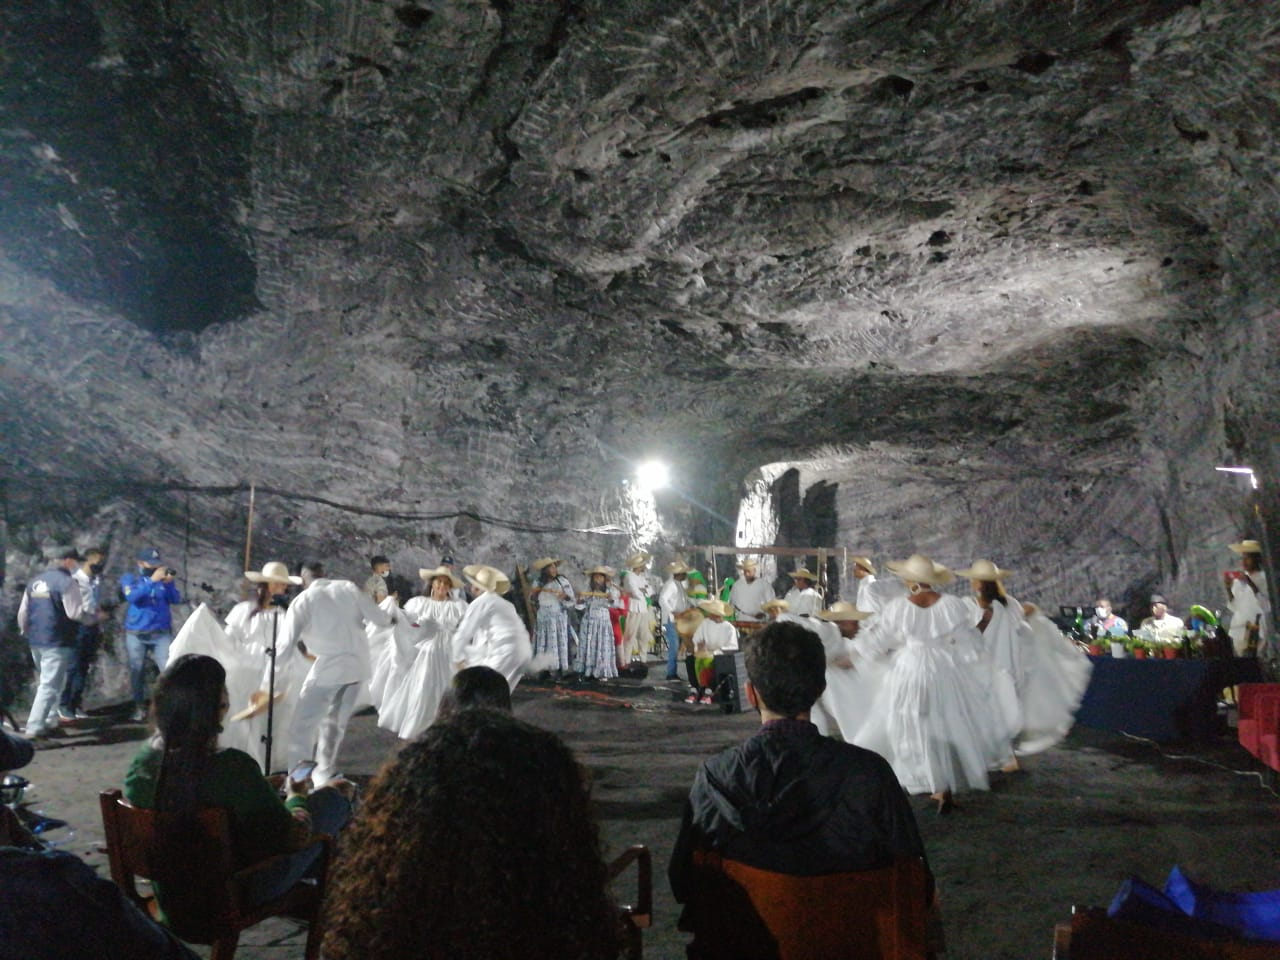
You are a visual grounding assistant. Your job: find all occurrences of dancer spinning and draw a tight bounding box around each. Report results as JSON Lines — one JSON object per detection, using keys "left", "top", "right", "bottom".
{"left": 577, "top": 567, "right": 620, "bottom": 681}
{"left": 452, "top": 565, "right": 532, "bottom": 690}
{"left": 530, "top": 557, "right": 576, "bottom": 676}
{"left": 853, "top": 554, "right": 1014, "bottom": 813}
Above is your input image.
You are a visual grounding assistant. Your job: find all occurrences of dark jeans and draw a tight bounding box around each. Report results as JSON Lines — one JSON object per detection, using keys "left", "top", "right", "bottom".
{"left": 243, "top": 787, "right": 353, "bottom": 906}
{"left": 60, "top": 624, "right": 101, "bottom": 713}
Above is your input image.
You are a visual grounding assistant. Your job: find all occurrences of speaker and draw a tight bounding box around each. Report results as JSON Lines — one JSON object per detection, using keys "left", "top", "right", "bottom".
{"left": 713, "top": 651, "right": 748, "bottom": 714}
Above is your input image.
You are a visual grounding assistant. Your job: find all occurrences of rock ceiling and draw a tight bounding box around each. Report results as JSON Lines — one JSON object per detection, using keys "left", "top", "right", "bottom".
{"left": 1, "top": 0, "right": 1277, "bottom": 594}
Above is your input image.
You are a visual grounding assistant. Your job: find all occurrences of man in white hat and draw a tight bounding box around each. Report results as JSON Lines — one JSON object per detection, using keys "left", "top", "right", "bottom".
{"left": 451, "top": 565, "right": 532, "bottom": 690}
{"left": 783, "top": 568, "right": 823, "bottom": 618}
{"left": 621, "top": 552, "right": 655, "bottom": 663}
{"left": 1226, "top": 540, "right": 1270, "bottom": 657}
{"left": 659, "top": 560, "right": 692, "bottom": 680}
{"left": 729, "top": 559, "right": 775, "bottom": 623}
{"left": 851, "top": 555, "right": 905, "bottom": 614}
{"left": 686, "top": 599, "right": 738, "bottom": 704}
{"left": 282, "top": 562, "right": 394, "bottom": 786}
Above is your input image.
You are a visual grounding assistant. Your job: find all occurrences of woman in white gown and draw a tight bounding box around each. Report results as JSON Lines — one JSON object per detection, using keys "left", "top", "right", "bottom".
{"left": 451, "top": 565, "right": 532, "bottom": 690}
{"left": 853, "top": 554, "right": 1015, "bottom": 812}
{"left": 379, "top": 566, "right": 468, "bottom": 738}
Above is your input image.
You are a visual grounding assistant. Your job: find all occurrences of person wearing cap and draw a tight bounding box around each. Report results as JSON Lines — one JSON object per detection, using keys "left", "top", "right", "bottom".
{"left": 281, "top": 563, "right": 394, "bottom": 786}
{"left": 530, "top": 558, "right": 577, "bottom": 677}
{"left": 621, "top": 551, "right": 655, "bottom": 664}
{"left": 59, "top": 547, "right": 107, "bottom": 722}
{"left": 809, "top": 601, "right": 885, "bottom": 742}
{"left": 1226, "top": 540, "right": 1270, "bottom": 657}
{"left": 380, "top": 567, "right": 469, "bottom": 739}
{"left": 728, "top": 558, "right": 775, "bottom": 623}
{"left": 120, "top": 546, "right": 183, "bottom": 722}
{"left": 1139, "top": 594, "right": 1185, "bottom": 643}
{"left": 852, "top": 553, "right": 1015, "bottom": 813}
{"left": 659, "top": 560, "right": 692, "bottom": 680}
{"left": 16, "top": 548, "right": 85, "bottom": 740}
{"left": 783, "top": 568, "right": 823, "bottom": 618}
{"left": 686, "top": 599, "right": 738, "bottom": 704}
{"left": 451, "top": 564, "right": 532, "bottom": 690}
{"left": 576, "top": 567, "right": 621, "bottom": 680}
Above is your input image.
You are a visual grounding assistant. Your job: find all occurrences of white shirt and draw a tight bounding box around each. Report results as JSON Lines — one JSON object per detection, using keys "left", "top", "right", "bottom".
{"left": 1139, "top": 613, "right": 1185, "bottom": 643}
{"left": 623, "top": 570, "right": 650, "bottom": 606}
{"left": 451, "top": 590, "right": 532, "bottom": 688}
{"left": 658, "top": 577, "right": 690, "bottom": 623}
{"left": 72, "top": 567, "right": 101, "bottom": 623}
{"left": 783, "top": 586, "right": 823, "bottom": 618}
{"left": 729, "top": 577, "right": 775, "bottom": 622}
{"left": 692, "top": 618, "right": 739, "bottom": 653}
{"left": 855, "top": 575, "right": 906, "bottom": 614}
{"left": 281, "top": 578, "right": 391, "bottom": 686}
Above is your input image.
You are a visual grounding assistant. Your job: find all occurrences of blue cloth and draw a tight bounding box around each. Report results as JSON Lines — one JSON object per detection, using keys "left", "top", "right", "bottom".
{"left": 0, "top": 848, "right": 198, "bottom": 960}
{"left": 1107, "top": 875, "right": 1235, "bottom": 941}
{"left": 120, "top": 571, "right": 181, "bottom": 633}
{"left": 1165, "top": 865, "right": 1280, "bottom": 943}
{"left": 23, "top": 569, "right": 79, "bottom": 649}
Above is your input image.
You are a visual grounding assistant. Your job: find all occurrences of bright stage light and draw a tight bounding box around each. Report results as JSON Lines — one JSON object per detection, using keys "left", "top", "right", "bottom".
{"left": 1216, "top": 466, "right": 1259, "bottom": 489}
{"left": 636, "top": 460, "right": 669, "bottom": 492}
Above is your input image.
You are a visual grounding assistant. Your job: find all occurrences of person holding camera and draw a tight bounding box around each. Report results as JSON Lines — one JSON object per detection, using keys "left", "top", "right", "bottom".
{"left": 120, "top": 547, "right": 182, "bottom": 722}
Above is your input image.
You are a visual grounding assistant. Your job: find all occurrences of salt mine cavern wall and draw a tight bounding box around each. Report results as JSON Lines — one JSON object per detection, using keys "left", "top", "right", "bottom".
{"left": 2, "top": 0, "right": 1279, "bottom": 705}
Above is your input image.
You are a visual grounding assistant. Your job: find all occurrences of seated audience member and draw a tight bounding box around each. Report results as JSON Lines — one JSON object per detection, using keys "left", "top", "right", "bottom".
{"left": 1139, "top": 594, "right": 1185, "bottom": 642}
{"left": 1086, "top": 598, "right": 1128, "bottom": 638}
{"left": 324, "top": 709, "right": 619, "bottom": 960}
{"left": 124, "top": 655, "right": 353, "bottom": 907}
{"left": 669, "top": 620, "right": 930, "bottom": 909}
{"left": 435, "top": 665, "right": 514, "bottom": 719}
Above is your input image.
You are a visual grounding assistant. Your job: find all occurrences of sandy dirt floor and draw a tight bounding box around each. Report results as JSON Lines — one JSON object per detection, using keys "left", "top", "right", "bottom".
{"left": 8, "top": 662, "right": 1280, "bottom": 959}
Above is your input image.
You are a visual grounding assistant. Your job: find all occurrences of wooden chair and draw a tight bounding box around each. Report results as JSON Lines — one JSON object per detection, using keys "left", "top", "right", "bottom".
{"left": 681, "top": 850, "right": 933, "bottom": 960}
{"left": 1053, "top": 905, "right": 1280, "bottom": 959}
{"left": 99, "top": 788, "right": 332, "bottom": 960}
{"left": 607, "top": 844, "right": 653, "bottom": 959}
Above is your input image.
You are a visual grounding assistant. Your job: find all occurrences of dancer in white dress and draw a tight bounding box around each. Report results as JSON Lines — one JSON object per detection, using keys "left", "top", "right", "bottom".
{"left": 577, "top": 567, "right": 620, "bottom": 680}
{"left": 1226, "top": 539, "right": 1270, "bottom": 658}
{"left": 852, "top": 555, "right": 907, "bottom": 614}
{"left": 530, "top": 557, "right": 576, "bottom": 675}
{"left": 451, "top": 565, "right": 532, "bottom": 690}
{"left": 783, "top": 568, "right": 823, "bottom": 618}
{"left": 809, "top": 601, "right": 887, "bottom": 742}
{"left": 853, "top": 554, "right": 1014, "bottom": 813}
{"left": 379, "top": 566, "right": 468, "bottom": 738}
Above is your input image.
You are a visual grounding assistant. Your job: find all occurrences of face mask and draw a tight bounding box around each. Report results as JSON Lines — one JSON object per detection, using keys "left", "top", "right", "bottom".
{"left": 90, "top": 563, "right": 105, "bottom": 575}
{"left": 1095, "top": 607, "right": 1107, "bottom": 620}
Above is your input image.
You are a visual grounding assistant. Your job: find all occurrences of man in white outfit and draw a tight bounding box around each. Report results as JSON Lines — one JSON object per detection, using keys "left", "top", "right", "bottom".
{"left": 729, "top": 559, "right": 775, "bottom": 622}
{"left": 783, "top": 568, "right": 823, "bottom": 618}
{"left": 451, "top": 564, "right": 532, "bottom": 689}
{"left": 284, "top": 562, "right": 393, "bottom": 785}
{"left": 1226, "top": 539, "right": 1270, "bottom": 657}
{"left": 659, "top": 561, "right": 691, "bottom": 680}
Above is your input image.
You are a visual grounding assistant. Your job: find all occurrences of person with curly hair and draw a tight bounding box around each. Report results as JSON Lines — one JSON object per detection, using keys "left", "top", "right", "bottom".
{"left": 324, "top": 709, "right": 621, "bottom": 960}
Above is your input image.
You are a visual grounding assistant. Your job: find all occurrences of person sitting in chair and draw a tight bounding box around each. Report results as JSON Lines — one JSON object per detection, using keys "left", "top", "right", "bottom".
{"left": 669, "top": 620, "right": 931, "bottom": 913}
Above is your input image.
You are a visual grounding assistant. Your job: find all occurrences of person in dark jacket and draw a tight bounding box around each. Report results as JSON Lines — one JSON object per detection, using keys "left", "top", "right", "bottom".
{"left": 120, "top": 546, "right": 182, "bottom": 722}
{"left": 669, "top": 620, "right": 929, "bottom": 909}
{"left": 16, "top": 549, "right": 84, "bottom": 739}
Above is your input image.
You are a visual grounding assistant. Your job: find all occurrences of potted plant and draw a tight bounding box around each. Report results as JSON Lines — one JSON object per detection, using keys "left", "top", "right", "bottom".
{"left": 1131, "top": 639, "right": 1149, "bottom": 659}
{"left": 1110, "top": 636, "right": 1127, "bottom": 658}
{"left": 1160, "top": 639, "right": 1180, "bottom": 659}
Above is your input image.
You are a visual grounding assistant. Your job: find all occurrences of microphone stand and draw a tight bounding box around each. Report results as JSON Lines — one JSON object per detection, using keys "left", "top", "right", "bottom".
{"left": 262, "top": 596, "right": 288, "bottom": 774}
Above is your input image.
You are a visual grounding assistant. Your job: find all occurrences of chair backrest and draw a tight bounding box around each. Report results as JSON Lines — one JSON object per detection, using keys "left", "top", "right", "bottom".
{"left": 685, "top": 850, "right": 930, "bottom": 960}
{"left": 99, "top": 788, "right": 239, "bottom": 943}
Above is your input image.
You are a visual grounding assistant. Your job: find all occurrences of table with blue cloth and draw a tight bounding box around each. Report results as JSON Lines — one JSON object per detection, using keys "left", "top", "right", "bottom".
{"left": 1075, "top": 656, "right": 1264, "bottom": 741}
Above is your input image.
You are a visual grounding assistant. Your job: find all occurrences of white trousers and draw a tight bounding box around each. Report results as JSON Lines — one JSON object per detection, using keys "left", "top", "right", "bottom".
{"left": 27, "top": 646, "right": 73, "bottom": 735}
{"left": 286, "top": 678, "right": 361, "bottom": 786}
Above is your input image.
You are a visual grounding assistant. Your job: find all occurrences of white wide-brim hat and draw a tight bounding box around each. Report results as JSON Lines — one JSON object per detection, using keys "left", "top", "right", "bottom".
{"left": 1230, "top": 540, "right": 1263, "bottom": 555}
{"left": 851, "top": 555, "right": 876, "bottom": 575}
{"left": 789, "top": 568, "right": 817, "bottom": 581}
{"left": 530, "top": 557, "right": 561, "bottom": 572}
{"left": 760, "top": 598, "right": 790, "bottom": 614}
{"left": 818, "top": 601, "right": 872, "bottom": 622}
{"left": 665, "top": 560, "right": 690, "bottom": 575}
{"left": 464, "top": 564, "right": 511, "bottom": 594}
{"left": 625, "top": 551, "right": 651, "bottom": 569}
{"left": 739, "top": 558, "right": 759, "bottom": 571}
{"left": 587, "top": 565, "right": 615, "bottom": 578}
{"left": 697, "top": 598, "right": 730, "bottom": 617}
{"left": 885, "top": 553, "right": 955, "bottom": 586}
{"left": 954, "top": 559, "right": 1013, "bottom": 582}
{"left": 245, "top": 561, "right": 302, "bottom": 586}
{"left": 419, "top": 565, "right": 463, "bottom": 588}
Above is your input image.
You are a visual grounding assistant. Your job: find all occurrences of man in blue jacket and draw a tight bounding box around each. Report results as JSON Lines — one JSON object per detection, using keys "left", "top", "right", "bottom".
{"left": 120, "top": 547, "right": 182, "bottom": 722}
{"left": 16, "top": 549, "right": 85, "bottom": 740}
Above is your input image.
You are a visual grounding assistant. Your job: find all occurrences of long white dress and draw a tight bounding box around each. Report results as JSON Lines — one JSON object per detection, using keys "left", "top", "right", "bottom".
{"left": 1228, "top": 571, "right": 1270, "bottom": 657}
{"left": 222, "top": 601, "right": 286, "bottom": 762}
{"left": 855, "top": 575, "right": 907, "bottom": 614}
{"left": 366, "top": 597, "right": 420, "bottom": 711}
{"left": 964, "top": 596, "right": 1026, "bottom": 696}
{"left": 451, "top": 591, "right": 532, "bottom": 690}
{"left": 170, "top": 603, "right": 266, "bottom": 760}
{"left": 853, "top": 594, "right": 1013, "bottom": 795}
{"left": 379, "top": 595, "right": 467, "bottom": 738}
{"left": 1015, "top": 608, "right": 1093, "bottom": 755}
{"left": 806, "top": 618, "right": 890, "bottom": 743}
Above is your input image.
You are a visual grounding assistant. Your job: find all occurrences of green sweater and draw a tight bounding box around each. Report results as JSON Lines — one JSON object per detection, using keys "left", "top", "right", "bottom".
{"left": 124, "top": 743, "right": 309, "bottom": 869}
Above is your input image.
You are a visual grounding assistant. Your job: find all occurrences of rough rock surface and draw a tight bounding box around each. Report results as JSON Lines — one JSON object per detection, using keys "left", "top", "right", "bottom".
{"left": 1, "top": 1, "right": 1277, "bottom": 626}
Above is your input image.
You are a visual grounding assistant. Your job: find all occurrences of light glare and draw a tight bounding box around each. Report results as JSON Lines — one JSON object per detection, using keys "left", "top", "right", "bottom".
{"left": 636, "top": 460, "right": 669, "bottom": 491}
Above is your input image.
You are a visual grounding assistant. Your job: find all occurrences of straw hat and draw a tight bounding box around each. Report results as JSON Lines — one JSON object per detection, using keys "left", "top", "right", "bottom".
{"left": 851, "top": 555, "right": 876, "bottom": 575}
{"left": 626, "top": 551, "right": 651, "bottom": 569}
{"left": 464, "top": 564, "right": 511, "bottom": 594}
{"left": 760, "top": 598, "right": 790, "bottom": 614}
{"left": 885, "top": 553, "right": 955, "bottom": 586}
{"left": 245, "top": 561, "right": 302, "bottom": 586}
{"left": 1230, "top": 540, "right": 1263, "bottom": 555}
{"left": 530, "top": 557, "right": 561, "bottom": 572}
{"left": 739, "top": 558, "right": 759, "bottom": 572}
{"left": 665, "top": 560, "right": 690, "bottom": 575}
{"left": 817, "top": 601, "right": 872, "bottom": 622}
{"left": 229, "top": 689, "right": 285, "bottom": 723}
{"left": 587, "top": 565, "right": 615, "bottom": 578}
{"left": 954, "top": 559, "right": 1013, "bottom": 582}
{"left": 789, "top": 568, "right": 817, "bottom": 582}
{"left": 697, "top": 598, "right": 730, "bottom": 618}
{"left": 419, "top": 565, "right": 463, "bottom": 588}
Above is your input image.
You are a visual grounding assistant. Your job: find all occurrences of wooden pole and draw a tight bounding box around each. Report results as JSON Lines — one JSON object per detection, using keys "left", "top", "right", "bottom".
{"left": 244, "top": 482, "right": 256, "bottom": 573}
